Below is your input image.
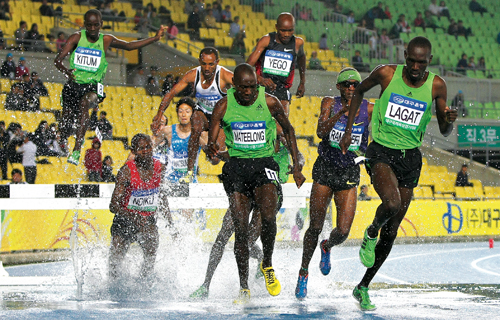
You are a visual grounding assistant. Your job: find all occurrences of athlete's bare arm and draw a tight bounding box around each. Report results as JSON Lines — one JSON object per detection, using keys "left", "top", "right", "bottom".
{"left": 152, "top": 69, "right": 197, "bottom": 132}
{"left": 206, "top": 98, "right": 228, "bottom": 158}
{"left": 53, "top": 32, "right": 81, "bottom": 81}
{"left": 109, "top": 165, "right": 139, "bottom": 223}
{"left": 104, "top": 26, "right": 166, "bottom": 51}
{"left": 367, "top": 102, "right": 374, "bottom": 122}
{"left": 158, "top": 163, "right": 173, "bottom": 226}
{"left": 266, "top": 94, "right": 305, "bottom": 188}
{"left": 316, "top": 96, "right": 349, "bottom": 139}
{"left": 219, "top": 67, "right": 235, "bottom": 91}
{"left": 246, "top": 35, "right": 277, "bottom": 90}
{"left": 339, "top": 65, "right": 396, "bottom": 154}
{"left": 433, "top": 76, "right": 457, "bottom": 136}
{"left": 295, "top": 37, "right": 306, "bottom": 98}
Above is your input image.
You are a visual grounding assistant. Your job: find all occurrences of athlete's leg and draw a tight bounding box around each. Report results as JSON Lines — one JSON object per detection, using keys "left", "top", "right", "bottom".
{"left": 324, "top": 187, "right": 357, "bottom": 249}
{"left": 137, "top": 223, "right": 160, "bottom": 278}
{"left": 358, "top": 186, "right": 413, "bottom": 288}
{"left": 187, "top": 111, "right": 209, "bottom": 171}
{"left": 299, "top": 182, "right": 333, "bottom": 276}
{"left": 280, "top": 100, "right": 290, "bottom": 118}
{"left": 109, "top": 235, "right": 131, "bottom": 279}
{"left": 365, "top": 163, "right": 402, "bottom": 239}
{"left": 73, "top": 92, "right": 99, "bottom": 153}
{"left": 254, "top": 183, "right": 278, "bottom": 269}
{"left": 230, "top": 192, "right": 254, "bottom": 290}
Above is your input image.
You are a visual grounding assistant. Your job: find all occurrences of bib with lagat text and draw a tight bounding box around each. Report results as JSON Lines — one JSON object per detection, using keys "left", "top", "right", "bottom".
{"left": 384, "top": 93, "right": 427, "bottom": 131}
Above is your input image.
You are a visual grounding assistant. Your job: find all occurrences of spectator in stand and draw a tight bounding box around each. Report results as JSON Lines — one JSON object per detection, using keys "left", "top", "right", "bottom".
{"left": 5, "top": 83, "right": 29, "bottom": 111}
{"left": 187, "top": 6, "right": 202, "bottom": 40}
{"left": 46, "top": 34, "right": 57, "bottom": 53}
{"left": 456, "top": 53, "right": 468, "bottom": 75}
{"left": 354, "top": 19, "right": 371, "bottom": 43}
{"left": 368, "top": 31, "right": 378, "bottom": 59}
{"left": 9, "top": 168, "right": 27, "bottom": 184}
{"left": 0, "top": 121, "right": 8, "bottom": 180}
{"left": 146, "top": 76, "right": 161, "bottom": 96}
{"left": 221, "top": 4, "right": 232, "bottom": 23}
{"left": 101, "top": 155, "right": 115, "bottom": 182}
{"left": 1, "top": 53, "right": 16, "bottom": 79}
{"left": 185, "top": 0, "right": 195, "bottom": 14}
{"left": 33, "top": 34, "right": 50, "bottom": 52}
{"left": 15, "top": 57, "right": 29, "bottom": 79}
{"left": 204, "top": 9, "right": 217, "bottom": 28}
{"left": 32, "top": 120, "right": 59, "bottom": 156}
{"left": 16, "top": 132, "right": 37, "bottom": 184}
{"left": 389, "top": 15, "right": 410, "bottom": 39}
{"left": 158, "top": 6, "right": 171, "bottom": 25}
{"left": 347, "top": 11, "right": 355, "bottom": 24}
{"left": 230, "top": 32, "right": 246, "bottom": 58}
{"left": 6, "top": 122, "right": 23, "bottom": 164}
{"left": 144, "top": 2, "right": 157, "bottom": 19}
{"left": 47, "top": 130, "right": 65, "bottom": 157}
{"left": 150, "top": 11, "right": 162, "bottom": 29}
{"left": 134, "top": 7, "right": 143, "bottom": 25}
{"left": 166, "top": 19, "right": 178, "bottom": 40}
{"left": 469, "top": 0, "right": 488, "bottom": 17}
{"left": 468, "top": 56, "right": 476, "bottom": 70}
{"left": 333, "top": 4, "right": 343, "bottom": 15}
{"left": 20, "top": 74, "right": 37, "bottom": 111}
{"left": 306, "top": 8, "right": 316, "bottom": 21}
{"left": 212, "top": 2, "right": 222, "bottom": 22}
{"left": 291, "top": 3, "right": 300, "bottom": 19}
{"left": 424, "top": 10, "right": 440, "bottom": 31}
{"left": 319, "top": 33, "right": 328, "bottom": 50}
{"left": 352, "top": 50, "right": 370, "bottom": 72}
{"left": 399, "top": 14, "right": 411, "bottom": 33}
{"left": 15, "top": 21, "right": 28, "bottom": 50}
{"left": 26, "top": 23, "right": 40, "bottom": 51}
{"left": 438, "top": 1, "right": 450, "bottom": 20}
{"left": 39, "top": 0, "right": 55, "bottom": 17}
{"left": 56, "top": 32, "right": 66, "bottom": 52}
{"left": 384, "top": 6, "right": 392, "bottom": 20}
{"left": 161, "top": 74, "right": 174, "bottom": 95}
{"left": 97, "top": 111, "right": 113, "bottom": 140}
{"left": 133, "top": 66, "right": 147, "bottom": 87}
{"left": 448, "top": 19, "right": 458, "bottom": 37}
{"left": 229, "top": 16, "right": 241, "bottom": 38}
{"left": 379, "top": 28, "right": 390, "bottom": 58}
{"left": 27, "top": 71, "right": 48, "bottom": 107}
{"left": 414, "top": 12, "right": 425, "bottom": 29}
{"left": 457, "top": 20, "right": 472, "bottom": 39}
{"left": 195, "top": 0, "right": 205, "bottom": 17}
{"left": 299, "top": 6, "right": 309, "bottom": 21}
{"left": 428, "top": 0, "right": 440, "bottom": 16}
{"left": 0, "top": 0, "right": 10, "bottom": 20}
{"left": 477, "top": 57, "right": 486, "bottom": 75}
{"left": 451, "top": 90, "right": 467, "bottom": 117}
{"left": 0, "top": 26, "right": 4, "bottom": 49}
{"left": 149, "top": 66, "right": 160, "bottom": 87}
{"left": 455, "top": 164, "right": 473, "bottom": 187}
{"left": 308, "top": 51, "right": 325, "bottom": 70}
{"left": 358, "top": 185, "right": 371, "bottom": 201}
{"left": 363, "top": 2, "right": 387, "bottom": 30}
{"left": 84, "top": 137, "right": 102, "bottom": 182}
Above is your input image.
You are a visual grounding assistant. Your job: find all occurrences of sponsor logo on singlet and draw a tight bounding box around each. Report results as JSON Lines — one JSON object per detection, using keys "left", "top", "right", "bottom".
{"left": 385, "top": 93, "right": 427, "bottom": 131}
{"left": 231, "top": 121, "right": 266, "bottom": 149}
{"left": 74, "top": 47, "right": 102, "bottom": 72}
{"left": 263, "top": 50, "right": 293, "bottom": 77}
{"left": 127, "top": 188, "right": 159, "bottom": 212}
{"left": 329, "top": 123, "right": 364, "bottom": 151}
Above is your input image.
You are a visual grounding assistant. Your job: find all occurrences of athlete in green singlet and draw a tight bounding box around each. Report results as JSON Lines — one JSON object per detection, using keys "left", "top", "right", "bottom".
{"left": 339, "top": 36, "right": 458, "bottom": 310}
{"left": 54, "top": 9, "right": 166, "bottom": 165}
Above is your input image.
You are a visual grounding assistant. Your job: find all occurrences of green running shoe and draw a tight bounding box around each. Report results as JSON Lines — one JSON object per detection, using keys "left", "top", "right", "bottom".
{"left": 233, "top": 289, "right": 250, "bottom": 304}
{"left": 189, "top": 285, "right": 209, "bottom": 299}
{"left": 67, "top": 150, "right": 81, "bottom": 165}
{"left": 352, "top": 286, "right": 376, "bottom": 311}
{"left": 359, "top": 228, "right": 377, "bottom": 268}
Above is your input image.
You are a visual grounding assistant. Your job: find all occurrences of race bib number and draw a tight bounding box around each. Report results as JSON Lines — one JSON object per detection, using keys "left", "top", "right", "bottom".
{"left": 127, "top": 188, "right": 159, "bottom": 212}
{"left": 153, "top": 152, "right": 168, "bottom": 165}
{"left": 231, "top": 121, "right": 266, "bottom": 150}
{"left": 384, "top": 93, "right": 427, "bottom": 131}
{"left": 97, "top": 83, "right": 104, "bottom": 97}
{"left": 329, "top": 123, "right": 364, "bottom": 151}
{"left": 195, "top": 92, "right": 222, "bottom": 114}
{"left": 263, "top": 50, "right": 293, "bottom": 77}
{"left": 265, "top": 168, "right": 279, "bottom": 181}
{"left": 73, "top": 46, "right": 102, "bottom": 72}
{"left": 171, "top": 157, "right": 188, "bottom": 172}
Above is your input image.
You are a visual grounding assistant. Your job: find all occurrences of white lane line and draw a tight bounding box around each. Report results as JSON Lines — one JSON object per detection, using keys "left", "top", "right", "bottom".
{"left": 386, "top": 247, "right": 488, "bottom": 262}
{"left": 470, "top": 254, "right": 500, "bottom": 277}
{"left": 376, "top": 273, "right": 410, "bottom": 284}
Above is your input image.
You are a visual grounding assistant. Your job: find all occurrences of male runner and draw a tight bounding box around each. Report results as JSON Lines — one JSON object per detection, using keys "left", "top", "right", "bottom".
{"left": 295, "top": 68, "right": 373, "bottom": 299}
{"left": 109, "top": 133, "right": 170, "bottom": 280}
{"left": 207, "top": 63, "right": 305, "bottom": 303}
{"left": 339, "top": 37, "right": 458, "bottom": 310}
{"left": 152, "top": 47, "right": 232, "bottom": 182}
{"left": 54, "top": 9, "right": 166, "bottom": 165}
{"left": 246, "top": 12, "right": 306, "bottom": 116}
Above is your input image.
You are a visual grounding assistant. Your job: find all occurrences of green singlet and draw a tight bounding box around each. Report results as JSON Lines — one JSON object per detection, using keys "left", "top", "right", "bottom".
{"left": 69, "top": 30, "right": 108, "bottom": 85}
{"left": 372, "top": 65, "right": 434, "bottom": 150}
{"left": 273, "top": 144, "right": 290, "bottom": 184}
{"left": 222, "top": 86, "right": 276, "bottom": 158}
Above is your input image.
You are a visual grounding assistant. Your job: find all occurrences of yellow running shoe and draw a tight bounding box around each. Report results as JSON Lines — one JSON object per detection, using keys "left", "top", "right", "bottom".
{"left": 233, "top": 289, "right": 251, "bottom": 304}
{"left": 260, "top": 262, "right": 281, "bottom": 296}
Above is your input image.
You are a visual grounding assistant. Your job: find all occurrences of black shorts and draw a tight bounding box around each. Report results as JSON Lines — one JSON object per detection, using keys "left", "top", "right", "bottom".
{"left": 110, "top": 214, "right": 157, "bottom": 243}
{"left": 220, "top": 157, "right": 280, "bottom": 199}
{"left": 365, "top": 141, "right": 422, "bottom": 189}
{"left": 312, "top": 156, "right": 360, "bottom": 192}
{"left": 62, "top": 81, "right": 106, "bottom": 114}
{"left": 264, "top": 84, "right": 291, "bottom": 102}
{"left": 194, "top": 105, "right": 212, "bottom": 124}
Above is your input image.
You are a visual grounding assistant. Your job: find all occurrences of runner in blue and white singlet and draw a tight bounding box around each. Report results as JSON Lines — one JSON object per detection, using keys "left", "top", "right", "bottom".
{"left": 166, "top": 123, "right": 201, "bottom": 183}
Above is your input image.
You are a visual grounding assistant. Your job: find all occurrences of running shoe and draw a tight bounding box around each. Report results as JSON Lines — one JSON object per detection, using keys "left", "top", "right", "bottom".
{"left": 67, "top": 150, "right": 81, "bottom": 165}
{"left": 319, "top": 239, "right": 331, "bottom": 275}
{"left": 260, "top": 262, "right": 281, "bottom": 296}
{"left": 255, "top": 263, "right": 264, "bottom": 279}
{"left": 233, "top": 289, "right": 251, "bottom": 304}
{"left": 359, "top": 228, "right": 377, "bottom": 268}
{"left": 352, "top": 286, "right": 376, "bottom": 311}
{"left": 189, "top": 285, "right": 209, "bottom": 299}
{"left": 295, "top": 274, "right": 308, "bottom": 300}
